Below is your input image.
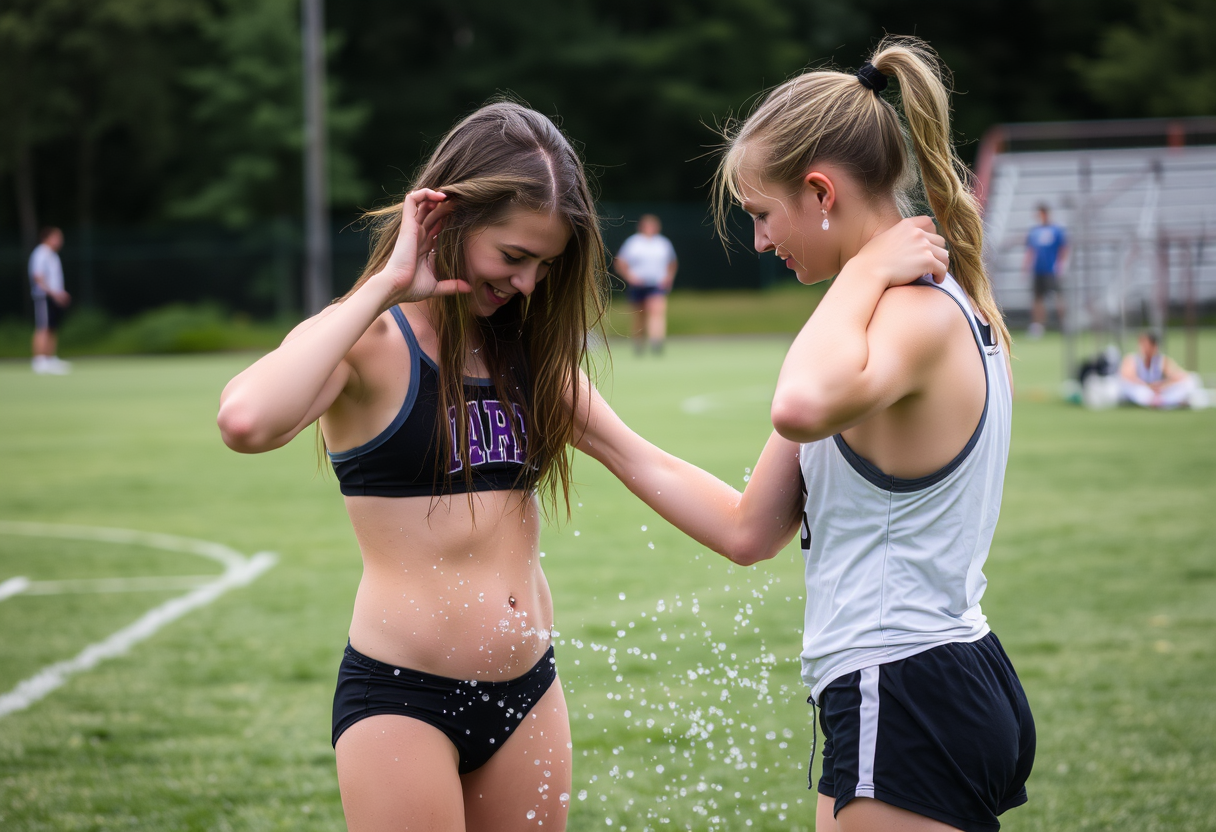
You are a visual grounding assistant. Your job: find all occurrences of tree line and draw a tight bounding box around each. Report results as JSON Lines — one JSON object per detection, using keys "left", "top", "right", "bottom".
{"left": 2, "top": 0, "right": 1213, "bottom": 254}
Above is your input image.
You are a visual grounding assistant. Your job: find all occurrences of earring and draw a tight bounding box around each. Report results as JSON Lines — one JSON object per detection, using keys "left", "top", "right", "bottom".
{"left": 821, "top": 208, "right": 830, "bottom": 231}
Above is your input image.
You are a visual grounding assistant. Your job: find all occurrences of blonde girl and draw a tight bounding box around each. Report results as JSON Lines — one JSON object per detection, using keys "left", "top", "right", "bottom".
{"left": 580, "top": 35, "right": 1034, "bottom": 832}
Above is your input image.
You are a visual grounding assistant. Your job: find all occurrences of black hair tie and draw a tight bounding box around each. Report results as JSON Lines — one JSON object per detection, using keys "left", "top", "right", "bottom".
{"left": 856, "top": 63, "right": 888, "bottom": 93}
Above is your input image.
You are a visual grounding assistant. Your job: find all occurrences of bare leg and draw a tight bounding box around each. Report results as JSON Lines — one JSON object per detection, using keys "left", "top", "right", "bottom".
{"left": 463, "top": 678, "right": 572, "bottom": 832}
{"left": 1031, "top": 297, "right": 1045, "bottom": 330}
{"left": 32, "top": 329, "right": 49, "bottom": 358}
{"left": 631, "top": 300, "right": 646, "bottom": 353}
{"left": 819, "top": 794, "right": 961, "bottom": 832}
{"left": 47, "top": 331, "right": 58, "bottom": 358}
{"left": 644, "top": 294, "right": 667, "bottom": 350}
{"left": 336, "top": 715, "right": 466, "bottom": 832}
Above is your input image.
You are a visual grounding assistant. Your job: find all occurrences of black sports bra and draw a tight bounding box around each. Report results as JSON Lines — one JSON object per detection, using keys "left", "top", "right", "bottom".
{"left": 328, "top": 306, "right": 532, "bottom": 497}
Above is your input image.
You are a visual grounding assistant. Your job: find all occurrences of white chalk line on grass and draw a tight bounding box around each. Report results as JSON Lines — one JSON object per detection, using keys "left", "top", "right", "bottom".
{"left": 0, "top": 521, "right": 277, "bottom": 718}
{"left": 681, "top": 384, "right": 774, "bottom": 415}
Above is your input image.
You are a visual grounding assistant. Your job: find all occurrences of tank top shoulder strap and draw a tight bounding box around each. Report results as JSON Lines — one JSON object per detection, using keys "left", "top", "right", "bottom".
{"left": 915, "top": 274, "right": 997, "bottom": 354}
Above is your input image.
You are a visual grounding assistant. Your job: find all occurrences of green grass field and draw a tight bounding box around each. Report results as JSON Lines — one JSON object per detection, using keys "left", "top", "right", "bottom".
{"left": 1, "top": 332, "right": 1214, "bottom": 831}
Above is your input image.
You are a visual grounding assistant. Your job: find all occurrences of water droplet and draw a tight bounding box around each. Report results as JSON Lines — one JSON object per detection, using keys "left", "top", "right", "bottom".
{"left": 648, "top": 542, "right": 655, "bottom": 549}
{"left": 482, "top": 693, "right": 491, "bottom": 701}
{"left": 393, "top": 669, "right": 400, "bottom": 676}
{"left": 578, "top": 790, "right": 588, "bottom": 801}
{"left": 559, "top": 792, "right": 570, "bottom": 803}
{"left": 574, "top": 531, "right": 581, "bottom": 537}
{"left": 618, "top": 592, "right": 626, "bottom": 601}
{"left": 527, "top": 810, "right": 536, "bottom": 819}
{"left": 640, "top": 525, "right": 647, "bottom": 531}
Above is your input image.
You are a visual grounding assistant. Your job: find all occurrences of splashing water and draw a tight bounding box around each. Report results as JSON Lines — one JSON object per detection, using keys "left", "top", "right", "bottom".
{"left": 555, "top": 536, "right": 810, "bottom": 831}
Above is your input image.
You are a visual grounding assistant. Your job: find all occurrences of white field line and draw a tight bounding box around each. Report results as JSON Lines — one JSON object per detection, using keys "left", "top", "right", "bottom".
{"left": 0, "top": 522, "right": 277, "bottom": 718}
{"left": 680, "top": 384, "right": 774, "bottom": 415}
{"left": 23, "top": 575, "right": 218, "bottom": 595}
{"left": 0, "top": 576, "right": 30, "bottom": 600}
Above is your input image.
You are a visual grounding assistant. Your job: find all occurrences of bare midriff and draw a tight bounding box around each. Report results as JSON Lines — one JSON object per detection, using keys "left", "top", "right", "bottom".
{"left": 342, "top": 488, "right": 552, "bottom": 682}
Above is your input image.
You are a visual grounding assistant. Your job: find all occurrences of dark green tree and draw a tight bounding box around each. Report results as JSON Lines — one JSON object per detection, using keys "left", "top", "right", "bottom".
{"left": 1074, "top": 0, "right": 1216, "bottom": 117}
{"left": 169, "top": 0, "right": 369, "bottom": 227}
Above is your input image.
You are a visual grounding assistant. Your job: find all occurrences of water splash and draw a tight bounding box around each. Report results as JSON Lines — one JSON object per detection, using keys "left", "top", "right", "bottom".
{"left": 556, "top": 539, "right": 810, "bottom": 831}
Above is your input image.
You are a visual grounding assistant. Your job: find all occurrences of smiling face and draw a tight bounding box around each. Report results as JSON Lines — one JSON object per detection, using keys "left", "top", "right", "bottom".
{"left": 463, "top": 206, "right": 572, "bottom": 317}
{"left": 736, "top": 157, "right": 839, "bottom": 285}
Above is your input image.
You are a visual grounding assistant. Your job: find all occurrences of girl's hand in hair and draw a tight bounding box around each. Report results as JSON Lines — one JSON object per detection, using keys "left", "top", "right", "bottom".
{"left": 376, "top": 189, "right": 470, "bottom": 306}
{"left": 851, "top": 216, "right": 949, "bottom": 289}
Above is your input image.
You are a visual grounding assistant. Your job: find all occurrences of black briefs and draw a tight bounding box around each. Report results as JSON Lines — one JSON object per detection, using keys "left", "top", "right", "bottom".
{"left": 332, "top": 642, "right": 558, "bottom": 774}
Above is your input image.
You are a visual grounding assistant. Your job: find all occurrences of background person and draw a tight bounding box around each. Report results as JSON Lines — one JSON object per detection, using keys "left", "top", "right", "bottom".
{"left": 1119, "top": 331, "right": 1196, "bottom": 408}
{"left": 614, "top": 213, "right": 677, "bottom": 354}
{"left": 1023, "top": 204, "right": 1068, "bottom": 338}
{"left": 28, "top": 227, "right": 71, "bottom": 374}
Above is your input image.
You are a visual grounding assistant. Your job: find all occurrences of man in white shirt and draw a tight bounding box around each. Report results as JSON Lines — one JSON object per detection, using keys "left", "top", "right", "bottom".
{"left": 614, "top": 214, "right": 678, "bottom": 355}
{"left": 29, "top": 227, "right": 71, "bottom": 374}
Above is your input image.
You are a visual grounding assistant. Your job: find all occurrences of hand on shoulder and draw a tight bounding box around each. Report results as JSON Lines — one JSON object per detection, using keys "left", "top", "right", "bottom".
{"left": 845, "top": 216, "right": 949, "bottom": 289}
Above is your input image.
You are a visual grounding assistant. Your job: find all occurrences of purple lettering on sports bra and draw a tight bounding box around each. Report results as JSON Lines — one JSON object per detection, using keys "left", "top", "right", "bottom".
{"left": 447, "top": 399, "right": 527, "bottom": 473}
{"left": 482, "top": 400, "right": 517, "bottom": 464}
{"left": 446, "top": 405, "right": 464, "bottom": 474}
{"left": 512, "top": 403, "right": 528, "bottom": 464}
{"left": 446, "top": 403, "right": 487, "bottom": 473}
{"left": 465, "top": 401, "right": 487, "bottom": 468}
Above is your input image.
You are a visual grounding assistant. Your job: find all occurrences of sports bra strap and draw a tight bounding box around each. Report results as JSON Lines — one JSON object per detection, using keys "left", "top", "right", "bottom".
{"left": 389, "top": 305, "right": 421, "bottom": 360}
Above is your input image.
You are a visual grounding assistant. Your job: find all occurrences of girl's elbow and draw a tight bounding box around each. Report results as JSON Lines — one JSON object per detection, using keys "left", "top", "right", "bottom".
{"left": 217, "top": 401, "right": 270, "bottom": 453}
{"left": 723, "top": 535, "right": 777, "bottom": 567}
{"left": 770, "top": 392, "right": 832, "bottom": 443}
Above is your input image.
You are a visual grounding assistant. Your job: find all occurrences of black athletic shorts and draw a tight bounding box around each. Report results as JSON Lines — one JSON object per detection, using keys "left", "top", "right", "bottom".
{"left": 33, "top": 296, "right": 65, "bottom": 332}
{"left": 332, "top": 641, "right": 557, "bottom": 774}
{"left": 1032, "top": 272, "right": 1060, "bottom": 300}
{"left": 626, "top": 284, "right": 667, "bottom": 305}
{"left": 816, "top": 632, "right": 1035, "bottom": 832}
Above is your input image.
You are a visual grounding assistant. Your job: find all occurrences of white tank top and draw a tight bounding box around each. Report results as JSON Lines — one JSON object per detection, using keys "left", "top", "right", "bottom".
{"left": 798, "top": 274, "right": 1011, "bottom": 703}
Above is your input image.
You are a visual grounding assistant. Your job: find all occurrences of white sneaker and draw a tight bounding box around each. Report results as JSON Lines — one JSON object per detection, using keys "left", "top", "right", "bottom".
{"left": 32, "top": 356, "right": 50, "bottom": 374}
{"left": 43, "top": 357, "right": 70, "bottom": 375}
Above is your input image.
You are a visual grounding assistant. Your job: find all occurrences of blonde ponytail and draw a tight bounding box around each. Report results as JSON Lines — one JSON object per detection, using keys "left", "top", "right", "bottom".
{"left": 713, "top": 35, "right": 1010, "bottom": 353}
{"left": 869, "top": 37, "right": 1010, "bottom": 351}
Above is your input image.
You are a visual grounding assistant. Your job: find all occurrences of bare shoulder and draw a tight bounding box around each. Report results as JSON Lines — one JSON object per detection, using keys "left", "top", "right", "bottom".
{"left": 870, "top": 283, "right": 967, "bottom": 349}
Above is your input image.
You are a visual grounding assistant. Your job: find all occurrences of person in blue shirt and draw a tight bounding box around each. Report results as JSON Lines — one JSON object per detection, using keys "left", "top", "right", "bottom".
{"left": 1023, "top": 204, "right": 1068, "bottom": 337}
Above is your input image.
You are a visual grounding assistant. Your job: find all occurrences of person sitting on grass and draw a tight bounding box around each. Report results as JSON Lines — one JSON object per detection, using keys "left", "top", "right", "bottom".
{"left": 1119, "top": 331, "right": 1196, "bottom": 409}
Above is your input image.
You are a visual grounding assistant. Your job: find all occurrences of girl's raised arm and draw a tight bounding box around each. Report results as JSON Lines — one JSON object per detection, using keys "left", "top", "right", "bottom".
{"left": 572, "top": 375, "right": 804, "bottom": 565}
{"left": 217, "top": 190, "right": 463, "bottom": 453}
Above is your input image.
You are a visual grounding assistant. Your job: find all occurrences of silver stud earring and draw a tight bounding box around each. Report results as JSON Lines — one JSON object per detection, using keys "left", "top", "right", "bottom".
{"left": 821, "top": 208, "right": 830, "bottom": 231}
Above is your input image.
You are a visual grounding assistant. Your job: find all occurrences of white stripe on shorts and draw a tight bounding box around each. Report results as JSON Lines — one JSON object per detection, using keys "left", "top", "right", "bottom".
{"left": 855, "top": 666, "right": 880, "bottom": 799}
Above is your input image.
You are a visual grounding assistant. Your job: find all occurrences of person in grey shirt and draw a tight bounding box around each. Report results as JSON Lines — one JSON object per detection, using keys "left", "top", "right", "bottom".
{"left": 29, "top": 227, "right": 71, "bottom": 374}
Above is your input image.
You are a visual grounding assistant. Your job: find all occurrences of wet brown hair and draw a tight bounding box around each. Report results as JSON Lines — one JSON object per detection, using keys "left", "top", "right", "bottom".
{"left": 713, "top": 35, "right": 1010, "bottom": 352}
{"left": 340, "top": 101, "right": 609, "bottom": 517}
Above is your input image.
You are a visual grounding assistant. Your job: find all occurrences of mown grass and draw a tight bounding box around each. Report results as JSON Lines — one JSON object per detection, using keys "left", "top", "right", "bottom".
{"left": 0, "top": 331, "right": 1214, "bottom": 831}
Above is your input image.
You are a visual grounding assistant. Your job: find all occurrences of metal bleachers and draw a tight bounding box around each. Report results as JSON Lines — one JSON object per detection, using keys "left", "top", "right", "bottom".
{"left": 982, "top": 143, "right": 1216, "bottom": 335}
